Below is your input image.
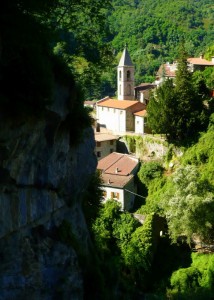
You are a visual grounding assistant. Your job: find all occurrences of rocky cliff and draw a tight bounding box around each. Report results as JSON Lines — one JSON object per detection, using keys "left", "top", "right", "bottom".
{"left": 0, "top": 86, "right": 97, "bottom": 299}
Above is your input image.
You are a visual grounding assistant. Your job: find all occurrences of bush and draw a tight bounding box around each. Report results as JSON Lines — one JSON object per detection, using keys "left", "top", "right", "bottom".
{"left": 138, "top": 161, "right": 164, "bottom": 187}
{"left": 168, "top": 253, "right": 214, "bottom": 299}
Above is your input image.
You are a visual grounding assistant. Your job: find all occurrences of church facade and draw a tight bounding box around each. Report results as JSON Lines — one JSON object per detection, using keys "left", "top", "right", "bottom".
{"left": 96, "top": 47, "right": 147, "bottom": 134}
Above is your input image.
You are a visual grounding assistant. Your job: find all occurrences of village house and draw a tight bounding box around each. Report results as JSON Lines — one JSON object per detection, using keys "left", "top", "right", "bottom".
{"left": 156, "top": 54, "right": 214, "bottom": 85}
{"left": 134, "top": 83, "right": 156, "bottom": 105}
{"left": 97, "top": 152, "right": 139, "bottom": 211}
{"left": 134, "top": 109, "right": 150, "bottom": 134}
{"left": 84, "top": 100, "right": 96, "bottom": 110}
{"left": 96, "top": 47, "right": 148, "bottom": 135}
{"left": 95, "top": 132, "right": 118, "bottom": 160}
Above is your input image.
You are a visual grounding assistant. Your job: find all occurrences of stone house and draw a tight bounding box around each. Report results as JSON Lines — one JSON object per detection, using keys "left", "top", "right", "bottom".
{"left": 95, "top": 132, "right": 118, "bottom": 160}
{"left": 97, "top": 152, "right": 139, "bottom": 211}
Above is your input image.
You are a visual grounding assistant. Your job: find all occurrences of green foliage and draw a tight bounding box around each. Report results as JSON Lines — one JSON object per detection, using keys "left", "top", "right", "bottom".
{"left": 147, "top": 79, "right": 176, "bottom": 137}
{"left": 82, "top": 172, "right": 104, "bottom": 227}
{"left": 138, "top": 161, "right": 164, "bottom": 187}
{"left": 160, "top": 165, "right": 214, "bottom": 244}
{"left": 137, "top": 176, "right": 169, "bottom": 215}
{"left": 182, "top": 114, "right": 214, "bottom": 184}
{"left": 49, "top": 0, "right": 113, "bottom": 100}
{"left": 92, "top": 201, "right": 159, "bottom": 294}
{"left": 107, "top": 0, "right": 214, "bottom": 85}
{"left": 92, "top": 200, "right": 121, "bottom": 255}
{"left": 148, "top": 48, "right": 209, "bottom": 142}
{"left": 123, "top": 135, "right": 137, "bottom": 153}
{"left": 165, "top": 144, "right": 174, "bottom": 162}
{"left": 112, "top": 212, "right": 140, "bottom": 246}
{"left": 121, "top": 214, "right": 154, "bottom": 272}
{"left": 168, "top": 253, "right": 214, "bottom": 299}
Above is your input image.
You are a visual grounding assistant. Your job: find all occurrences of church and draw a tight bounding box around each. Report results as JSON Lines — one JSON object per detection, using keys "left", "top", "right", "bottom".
{"left": 96, "top": 47, "right": 149, "bottom": 134}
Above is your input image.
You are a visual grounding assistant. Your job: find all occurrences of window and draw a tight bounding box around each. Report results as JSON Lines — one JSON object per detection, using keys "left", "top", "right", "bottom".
{"left": 102, "top": 191, "right": 107, "bottom": 198}
{"left": 107, "top": 108, "right": 109, "bottom": 112}
{"left": 110, "top": 140, "right": 114, "bottom": 145}
{"left": 119, "top": 84, "right": 121, "bottom": 95}
{"left": 119, "top": 70, "right": 121, "bottom": 80}
{"left": 111, "top": 192, "right": 119, "bottom": 199}
{"left": 120, "top": 110, "right": 123, "bottom": 114}
{"left": 127, "top": 70, "right": 131, "bottom": 81}
{"left": 110, "top": 149, "right": 113, "bottom": 153}
{"left": 96, "top": 141, "right": 101, "bottom": 147}
{"left": 97, "top": 151, "right": 101, "bottom": 158}
{"left": 101, "top": 107, "right": 104, "bottom": 111}
{"left": 127, "top": 84, "right": 131, "bottom": 95}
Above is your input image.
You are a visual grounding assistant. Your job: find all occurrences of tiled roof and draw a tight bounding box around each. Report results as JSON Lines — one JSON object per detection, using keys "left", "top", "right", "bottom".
{"left": 84, "top": 101, "right": 95, "bottom": 105}
{"left": 118, "top": 47, "right": 134, "bottom": 67}
{"left": 187, "top": 58, "right": 214, "bottom": 66}
{"left": 134, "top": 110, "right": 147, "bottom": 117}
{"left": 157, "top": 64, "right": 176, "bottom": 77}
{"left": 97, "top": 98, "right": 141, "bottom": 109}
{"left": 95, "top": 133, "right": 118, "bottom": 142}
{"left": 101, "top": 173, "right": 134, "bottom": 188}
{"left": 97, "top": 152, "right": 139, "bottom": 176}
{"left": 135, "top": 83, "right": 156, "bottom": 90}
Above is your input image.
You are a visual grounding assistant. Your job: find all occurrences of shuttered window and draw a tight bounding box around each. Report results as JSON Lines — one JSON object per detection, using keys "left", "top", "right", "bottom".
{"left": 111, "top": 192, "right": 119, "bottom": 200}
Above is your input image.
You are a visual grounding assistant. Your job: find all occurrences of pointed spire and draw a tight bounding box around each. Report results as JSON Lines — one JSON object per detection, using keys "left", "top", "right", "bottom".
{"left": 118, "top": 47, "right": 133, "bottom": 67}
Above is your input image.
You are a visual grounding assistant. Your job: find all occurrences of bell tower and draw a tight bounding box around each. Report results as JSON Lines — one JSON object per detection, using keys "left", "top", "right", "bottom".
{"left": 117, "top": 46, "right": 135, "bottom": 100}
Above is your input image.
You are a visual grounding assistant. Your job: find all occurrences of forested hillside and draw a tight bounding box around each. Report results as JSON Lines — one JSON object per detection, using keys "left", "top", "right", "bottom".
{"left": 107, "top": 0, "right": 214, "bottom": 84}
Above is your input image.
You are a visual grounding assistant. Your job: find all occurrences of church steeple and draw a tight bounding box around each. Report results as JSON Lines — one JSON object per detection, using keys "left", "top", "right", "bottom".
{"left": 117, "top": 46, "right": 135, "bottom": 100}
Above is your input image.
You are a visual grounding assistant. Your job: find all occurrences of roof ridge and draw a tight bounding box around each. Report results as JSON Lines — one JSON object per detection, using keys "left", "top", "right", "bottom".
{"left": 103, "top": 153, "right": 124, "bottom": 173}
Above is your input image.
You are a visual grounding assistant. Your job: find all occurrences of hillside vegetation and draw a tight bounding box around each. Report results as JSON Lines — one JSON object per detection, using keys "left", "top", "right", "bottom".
{"left": 107, "top": 0, "right": 214, "bottom": 84}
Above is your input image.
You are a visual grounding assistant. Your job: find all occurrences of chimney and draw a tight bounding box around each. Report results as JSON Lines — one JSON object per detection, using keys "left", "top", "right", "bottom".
{"left": 115, "top": 167, "right": 119, "bottom": 174}
{"left": 200, "top": 53, "right": 204, "bottom": 59}
{"left": 108, "top": 179, "right": 111, "bottom": 184}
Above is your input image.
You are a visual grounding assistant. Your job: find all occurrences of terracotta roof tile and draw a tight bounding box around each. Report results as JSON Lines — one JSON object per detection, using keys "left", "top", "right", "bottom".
{"left": 97, "top": 152, "right": 139, "bottom": 176}
{"left": 95, "top": 133, "right": 119, "bottom": 142}
{"left": 187, "top": 58, "right": 214, "bottom": 66}
{"left": 97, "top": 98, "right": 141, "bottom": 109}
{"left": 101, "top": 173, "right": 134, "bottom": 188}
{"left": 134, "top": 109, "right": 147, "bottom": 117}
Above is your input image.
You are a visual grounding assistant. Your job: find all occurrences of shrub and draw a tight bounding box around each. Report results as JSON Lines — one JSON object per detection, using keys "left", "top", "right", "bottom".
{"left": 138, "top": 161, "right": 164, "bottom": 187}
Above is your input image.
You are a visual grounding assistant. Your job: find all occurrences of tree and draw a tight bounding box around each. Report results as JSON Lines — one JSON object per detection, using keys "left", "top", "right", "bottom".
{"left": 147, "top": 79, "right": 176, "bottom": 138}
{"left": 121, "top": 214, "right": 154, "bottom": 279}
{"left": 174, "top": 47, "right": 205, "bottom": 140}
{"left": 147, "top": 47, "right": 207, "bottom": 142}
{"left": 160, "top": 165, "right": 214, "bottom": 244}
{"left": 112, "top": 212, "right": 140, "bottom": 246}
{"left": 92, "top": 200, "right": 121, "bottom": 255}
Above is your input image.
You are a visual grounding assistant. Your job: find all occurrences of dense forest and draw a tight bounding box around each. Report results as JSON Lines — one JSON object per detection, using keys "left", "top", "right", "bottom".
{"left": 107, "top": 0, "right": 214, "bottom": 85}
{"left": 70, "top": 0, "right": 214, "bottom": 99}
{"left": 40, "top": 0, "right": 214, "bottom": 99}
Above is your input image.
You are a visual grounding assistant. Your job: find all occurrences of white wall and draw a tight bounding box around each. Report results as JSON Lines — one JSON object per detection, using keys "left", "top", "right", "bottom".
{"left": 100, "top": 177, "right": 136, "bottom": 211}
{"left": 101, "top": 186, "right": 125, "bottom": 210}
{"left": 117, "top": 66, "right": 135, "bottom": 100}
{"left": 97, "top": 107, "right": 126, "bottom": 133}
{"left": 135, "top": 116, "right": 144, "bottom": 134}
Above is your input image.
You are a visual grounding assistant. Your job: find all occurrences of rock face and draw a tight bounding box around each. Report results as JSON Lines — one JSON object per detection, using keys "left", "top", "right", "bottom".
{"left": 0, "top": 88, "right": 97, "bottom": 299}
